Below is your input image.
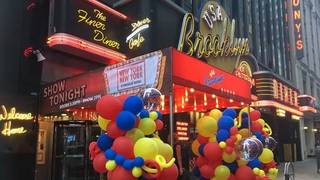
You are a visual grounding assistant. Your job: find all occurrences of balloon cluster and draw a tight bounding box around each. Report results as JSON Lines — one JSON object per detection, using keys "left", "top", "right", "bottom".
{"left": 192, "top": 108, "right": 278, "bottom": 180}
{"left": 89, "top": 93, "right": 178, "bottom": 180}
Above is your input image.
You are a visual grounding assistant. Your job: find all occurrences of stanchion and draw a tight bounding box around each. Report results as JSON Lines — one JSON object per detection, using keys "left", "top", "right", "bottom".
{"left": 284, "top": 162, "right": 295, "bottom": 180}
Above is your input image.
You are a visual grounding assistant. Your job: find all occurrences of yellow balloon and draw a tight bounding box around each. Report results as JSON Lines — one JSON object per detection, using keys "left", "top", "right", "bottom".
{"left": 214, "top": 165, "right": 230, "bottom": 180}
{"left": 191, "top": 140, "right": 201, "bottom": 156}
{"left": 209, "top": 109, "right": 222, "bottom": 120}
{"left": 97, "top": 116, "right": 111, "bottom": 131}
{"left": 132, "top": 167, "right": 142, "bottom": 178}
{"left": 105, "top": 160, "right": 116, "bottom": 171}
{"left": 209, "top": 135, "right": 217, "bottom": 142}
{"left": 253, "top": 168, "right": 260, "bottom": 175}
{"left": 134, "top": 138, "right": 159, "bottom": 160}
{"left": 126, "top": 128, "right": 145, "bottom": 143}
{"left": 196, "top": 116, "right": 217, "bottom": 137}
{"left": 138, "top": 118, "right": 156, "bottom": 135}
{"left": 238, "top": 128, "right": 250, "bottom": 139}
{"left": 159, "top": 143, "right": 173, "bottom": 162}
{"left": 258, "top": 148, "right": 274, "bottom": 164}
{"left": 219, "top": 142, "right": 226, "bottom": 149}
{"left": 149, "top": 111, "right": 158, "bottom": 120}
{"left": 257, "top": 119, "right": 265, "bottom": 127}
{"left": 237, "top": 159, "right": 248, "bottom": 166}
{"left": 222, "top": 152, "right": 237, "bottom": 163}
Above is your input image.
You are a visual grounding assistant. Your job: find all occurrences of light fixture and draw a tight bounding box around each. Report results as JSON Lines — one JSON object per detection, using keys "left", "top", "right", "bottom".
{"left": 229, "top": 99, "right": 234, "bottom": 103}
{"left": 181, "top": 96, "right": 185, "bottom": 109}
{"left": 204, "top": 93, "right": 207, "bottom": 106}
{"left": 313, "top": 129, "right": 318, "bottom": 132}
{"left": 241, "top": 102, "right": 244, "bottom": 106}
{"left": 161, "top": 95, "right": 165, "bottom": 111}
{"left": 33, "top": 49, "right": 46, "bottom": 62}
{"left": 185, "top": 89, "right": 189, "bottom": 102}
{"left": 212, "top": 94, "right": 216, "bottom": 98}
{"left": 81, "top": 107, "right": 85, "bottom": 109}
{"left": 291, "top": 115, "right": 301, "bottom": 120}
{"left": 190, "top": 88, "right": 195, "bottom": 93}
{"left": 276, "top": 108, "right": 286, "bottom": 117}
{"left": 303, "top": 127, "right": 308, "bottom": 130}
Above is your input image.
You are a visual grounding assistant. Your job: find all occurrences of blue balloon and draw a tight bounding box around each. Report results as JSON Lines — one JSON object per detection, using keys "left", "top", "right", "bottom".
{"left": 198, "top": 144, "right": 205, "bottom": 156}
{"left": 139, "top": 109, "right": 149, "bottom": 119}
{"left": 115, "top": 154, "right": 125, "bottom": 165}
{"left": 156, "top": 111, "right": 163, "bottom": 120}
{"left": 218, "top": 116, "right": 234, "bottom": 130}
{"left": 216, "top": 129, "right": 230, "bottom": 142}
{"left": 192, "top": 167, "right": 200, "bottom": 177}
{"left": 97, "top": 134, "right": 114, "bottom": 151}
{"left": 116, "top": 111, "right": 136, "bottom": 131}
{"left": 223, "top": 108, "right": 237, "bottom": 119}
{"left": 223, "top": 162, "right": 238, "bottom": 173}
{"left": 241, "top": 117, "right": 249, "bottom": 128}
{"left": 248, "top": 159, "right": 262, "bottom": 168}
{"left": 105, "top": 149, "right": 116, "bottom": 160}
{"left": 133, "top": 157, "right": 144, "bottom": 167}
{"left": 123, "top": 96, "right": 144, "bottom": 115}
{"left": 123, "top": 160, "right": 135, "bottom": 170}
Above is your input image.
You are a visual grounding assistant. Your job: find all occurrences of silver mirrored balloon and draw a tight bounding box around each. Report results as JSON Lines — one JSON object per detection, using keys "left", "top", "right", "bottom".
{"left": 141, "top": 88, "right": 162, "bottom": 111}
{"left": 264, "top": 136, "right": 277, "bottom": 151}
{"left": 238, "top": 137, "right": 263, "bottom": 161}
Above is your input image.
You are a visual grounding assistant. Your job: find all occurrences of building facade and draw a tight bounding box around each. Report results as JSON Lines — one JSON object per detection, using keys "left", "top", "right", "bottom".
{"left": 291, "top": 0, "right": 320, "bottom": 159}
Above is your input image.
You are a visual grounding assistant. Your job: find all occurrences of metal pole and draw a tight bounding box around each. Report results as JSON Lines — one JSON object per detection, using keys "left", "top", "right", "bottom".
{"left": 247, "top": 105, "right": 251, "bottom": 136}
{"left": 169, "top": 91, "right": 174, "bottom": 147}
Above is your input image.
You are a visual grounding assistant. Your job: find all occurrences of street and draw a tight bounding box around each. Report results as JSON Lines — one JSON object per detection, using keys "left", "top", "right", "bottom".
{"left": 278, "top": 158, "right": 320, "bottom": 180}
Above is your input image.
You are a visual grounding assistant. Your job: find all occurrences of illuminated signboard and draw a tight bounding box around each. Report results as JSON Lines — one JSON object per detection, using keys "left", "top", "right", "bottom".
{"left": 126, "top": 17, "right": 151, "bottom": 49}
{"left": 50, "top": 0, "right": 125, "bottom": 52}
{"left": 0, "top": 105, "right": 33, "bottom": 121}
{"left": 253, "top": 71, "right": 299, "bottom": 107}
{"left": 176, "top": 121, "right": 189, "bottom": 141}
{"left": 178, "top": 1, "right": 249, "bottom": 72}
{"left": 292, "top": 0, "right": 304, "bottom": 59}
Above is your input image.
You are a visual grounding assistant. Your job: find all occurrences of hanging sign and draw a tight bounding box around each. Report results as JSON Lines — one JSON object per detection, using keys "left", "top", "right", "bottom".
{"left": 292, "top": 0, "right": 304, "bottom": 59}
{"left": 126, "top": 17, "right": 151, "bottom": 49}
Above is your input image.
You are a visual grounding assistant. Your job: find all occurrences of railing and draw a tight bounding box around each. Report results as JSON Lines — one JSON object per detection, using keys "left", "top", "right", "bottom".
{"left": 284, "top": 162, "right": 295, "bottom": 180}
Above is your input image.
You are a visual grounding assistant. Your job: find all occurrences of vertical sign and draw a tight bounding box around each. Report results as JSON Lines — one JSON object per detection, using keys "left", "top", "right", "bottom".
{"left": 292, "top": 0, "right": 304, "bottom": 59}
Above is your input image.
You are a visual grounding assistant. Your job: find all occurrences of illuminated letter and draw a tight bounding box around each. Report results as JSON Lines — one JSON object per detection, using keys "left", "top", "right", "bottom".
{"left": 294, "top": 10, "right": 301, "bottom": 20}
{"left": 295, "top": 23, "right": 301, "bottom": 32}
{"left": 292, "top": 0, "right": 300, "bottom": 6}
{"left": 296, "top": 40, "right": 303, "bottom": 50}
{"left": 178, "top": 13, "right": 195, "bottom": 54}
{"left": 78, "top": 9, "right": 88, "bottom": 22}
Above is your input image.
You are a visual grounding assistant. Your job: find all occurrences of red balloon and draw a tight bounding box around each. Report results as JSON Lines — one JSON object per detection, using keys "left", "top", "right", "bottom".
{"left": 203, "top": 143, "right": 222, "bottom": 162}
{"left": 89, "top": 142, "right": 101, "bottom": 160}
{"left": 96, "top": 95, "right": 122, "bottom": 121}
{"left": 230, "top": 127, "right": 238, "bottom": 135}
{"left": 196, "top": 156, "right": 208, "bottom": 167}
{"left": 108, "top": 166, "right": 136, "bottom": 180}
{"left": 197, "top": 135, "right": 209, "bottom": 144}
{"left": 93, "top": 152, "right": 107, "bottom": 173}
{"left": 228, "top": 174, "right": 236, "bottom": 180}
{"left": 235, "top": 166, "right": 255, "bottom": 180}
{"left": 226, "top": 139, "right": 234, "bottom": 147}
{"left": 207, "top": 160, "right": 221, "bottom": 170}
{"left": 225, "top": 146, "right": 234, "bottom": 154}
{"left": 107, "top": 122, "right": 126, "bottom": 138}
{"left": 112, "top": 136, "right": 135, "bottom": 159}
{"left": 199, "top": 165, "right": 215, "bottom": 179}
{"left": 158, "top": 164, "right": 179, "bottom": 180}
{"left": 249, "top": 111, "right": 261, "bottom": 121}
{"left": 118, "top": 94, "right": 129, "bottom": 104}
{"left": 251, "top": 121, "right": 263, "bottom": 133}
{"left": 155, "top": 119, "right": 164, "bottom": 130}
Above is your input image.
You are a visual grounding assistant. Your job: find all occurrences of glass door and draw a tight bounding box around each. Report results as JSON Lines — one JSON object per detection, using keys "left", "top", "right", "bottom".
{"left": 52, "top": 121, "right": 86, "bottom": 180}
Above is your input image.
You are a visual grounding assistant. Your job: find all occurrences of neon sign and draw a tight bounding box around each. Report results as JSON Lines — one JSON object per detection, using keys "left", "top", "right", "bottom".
{"left": 292, "top": 0, "right": 304, "bottom": 59}
{"left": 204, "top": 69, "right": 224, "bottom": 86}
{"left": 178, "top": 1, "right": 249, "bottom": 60}
{"left": 234, "top": 61, "right": 255, "bottom": 87}
{"left": 77, "top": 9, "right": 120, "bottom": 49}
{"left": 1, "top": 121, "right": 27, "bottom": 136}
{"left": 0, "top": 105, "right": 33, "bottom": 121}
{"left": 126, "top": 17, "right": 151, "bottom": 49}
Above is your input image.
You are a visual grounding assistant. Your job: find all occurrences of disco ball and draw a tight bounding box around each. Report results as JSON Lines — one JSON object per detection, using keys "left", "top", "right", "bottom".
{"left": 238, "top": 137, "right": 263, "bottom": 161}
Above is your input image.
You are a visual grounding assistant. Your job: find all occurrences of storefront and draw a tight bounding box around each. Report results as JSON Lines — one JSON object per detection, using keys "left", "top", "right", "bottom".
{"left": 298, "top": 95, "right": 319, "bottom": 158}
{"left": 37, "top": 0, "right": 259, "bottom": 179}
{"left": 252, "top": 71, "right": 303, "bottom": 162}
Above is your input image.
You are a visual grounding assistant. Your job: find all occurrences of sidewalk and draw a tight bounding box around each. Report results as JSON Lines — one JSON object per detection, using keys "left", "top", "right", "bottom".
{"left": 277, "top": 158, "right": 320, "bottom": 180}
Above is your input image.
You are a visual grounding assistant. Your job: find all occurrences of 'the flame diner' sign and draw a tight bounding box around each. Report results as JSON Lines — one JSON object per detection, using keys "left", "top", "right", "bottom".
{"left": 178, "top": 1, "right": 249, "bottom": 62}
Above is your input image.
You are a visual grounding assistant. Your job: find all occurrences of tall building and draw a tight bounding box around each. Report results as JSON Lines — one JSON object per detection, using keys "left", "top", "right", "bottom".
{"left": 290, "top": 0, "right": 320, "bottom": 159}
